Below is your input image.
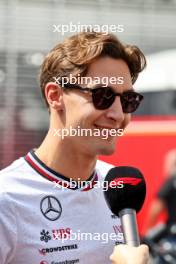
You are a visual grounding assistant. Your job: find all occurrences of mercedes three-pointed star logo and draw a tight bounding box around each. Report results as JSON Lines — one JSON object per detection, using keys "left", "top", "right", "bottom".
{"left": 40, "top": 195, "right": 62, "bottom": 221}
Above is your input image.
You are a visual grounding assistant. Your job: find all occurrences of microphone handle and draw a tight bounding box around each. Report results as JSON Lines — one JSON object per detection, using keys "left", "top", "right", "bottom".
{"left": 119, "top": 208, "right": 140, "bottom": 247}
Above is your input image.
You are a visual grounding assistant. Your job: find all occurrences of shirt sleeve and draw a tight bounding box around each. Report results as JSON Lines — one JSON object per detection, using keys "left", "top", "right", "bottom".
{"left": 0, "top": 191, "right": 17, "bottom": 264}
{"left": 157, "top": 177, "right": 173, "bottom": 202}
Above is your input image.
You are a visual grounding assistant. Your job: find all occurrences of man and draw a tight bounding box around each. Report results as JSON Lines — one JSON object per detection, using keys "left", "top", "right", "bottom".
{"left": 0, "top": 31, "right": 146, "bottom": 263}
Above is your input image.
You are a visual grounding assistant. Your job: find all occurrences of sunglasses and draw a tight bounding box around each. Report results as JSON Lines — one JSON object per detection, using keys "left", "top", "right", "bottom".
{"left": 60, "top": 83, "right": 143, "bottom": 113}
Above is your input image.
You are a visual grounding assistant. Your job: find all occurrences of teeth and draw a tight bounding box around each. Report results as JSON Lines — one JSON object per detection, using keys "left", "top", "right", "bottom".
{"left": 95, "top": 125, "right": 112, "bottom": 130}
{"left": 94, "top": 125, "right": 104, "bottom": 130}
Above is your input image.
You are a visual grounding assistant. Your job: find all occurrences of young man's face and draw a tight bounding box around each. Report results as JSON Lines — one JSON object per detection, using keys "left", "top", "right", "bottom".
{"left": 59, "top": 56, "right": 132, "bottom": 156}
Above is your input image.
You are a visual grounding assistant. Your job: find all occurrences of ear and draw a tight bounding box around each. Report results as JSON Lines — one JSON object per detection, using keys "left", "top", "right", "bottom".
{"left": 45, "top": 82, "right": 64, "bottom": 111}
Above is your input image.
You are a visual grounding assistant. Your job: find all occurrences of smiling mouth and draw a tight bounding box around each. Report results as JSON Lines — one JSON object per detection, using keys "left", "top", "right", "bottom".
{"left": 94, "top": 124, "right": 118, "bottom": 130}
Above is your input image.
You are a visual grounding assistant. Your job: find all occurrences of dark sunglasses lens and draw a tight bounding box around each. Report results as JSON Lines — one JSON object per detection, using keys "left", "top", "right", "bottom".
{"left": 92, "top": 88, "right": 115, "bottom": 110}
{"left": 121, "top": 92, "right": 143, "bottom": 113}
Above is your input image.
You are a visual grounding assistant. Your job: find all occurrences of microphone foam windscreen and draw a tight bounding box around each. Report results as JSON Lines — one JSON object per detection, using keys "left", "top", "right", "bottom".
{"left": 103, "top": 166, "right": 146, "bottom": 216}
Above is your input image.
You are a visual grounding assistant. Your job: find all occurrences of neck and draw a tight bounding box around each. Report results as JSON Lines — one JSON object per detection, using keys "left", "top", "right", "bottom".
{"left": 35, "top": 128, "right": 97, "bottom": 181}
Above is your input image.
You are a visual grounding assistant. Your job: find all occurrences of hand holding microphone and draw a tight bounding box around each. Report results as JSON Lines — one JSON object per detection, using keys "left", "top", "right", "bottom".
{"left": 110, "top": 244, "right": 149, "bottom": 264}
{"left": 103, "top": 166, "right": 149, "bottom": 264}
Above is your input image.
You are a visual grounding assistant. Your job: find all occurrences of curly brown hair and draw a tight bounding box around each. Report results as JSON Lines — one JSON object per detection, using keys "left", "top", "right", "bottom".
{"left": 39, "top": 31, "right": 146, "bottom": 108}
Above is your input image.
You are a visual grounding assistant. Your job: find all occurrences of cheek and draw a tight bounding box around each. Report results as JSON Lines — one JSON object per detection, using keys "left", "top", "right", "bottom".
{"left": 122, "top": 114, "right": 131, "bottom": 129}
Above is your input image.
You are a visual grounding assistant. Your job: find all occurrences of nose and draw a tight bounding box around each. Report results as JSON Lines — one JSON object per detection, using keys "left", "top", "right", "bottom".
{"left": 105, "top": 96, "right": 125, "bottom": 123}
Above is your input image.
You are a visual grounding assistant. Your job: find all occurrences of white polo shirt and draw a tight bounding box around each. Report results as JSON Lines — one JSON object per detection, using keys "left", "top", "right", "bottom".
{"left": 0, "top": 150, "right": 123, "bottom": 264}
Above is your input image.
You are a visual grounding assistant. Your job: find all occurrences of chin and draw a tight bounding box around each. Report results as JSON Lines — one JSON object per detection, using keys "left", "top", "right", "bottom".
{"left": 99, "top": 147, "right": 116, "bottom": 156}
{"left": 95, "top": 137, "right": 117, "bottom": 155}
{"left": 97, "top": 143, "right": 116, "bottom": 156}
